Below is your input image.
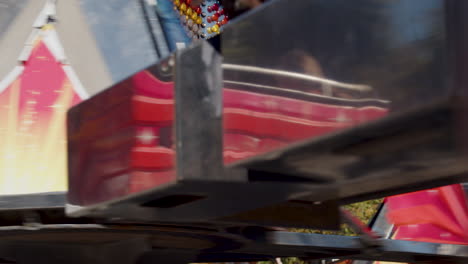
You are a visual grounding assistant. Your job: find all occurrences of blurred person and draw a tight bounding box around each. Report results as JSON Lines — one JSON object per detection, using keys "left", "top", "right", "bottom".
{"left": 276, "top": 49, "right": 330, "bottom": 95}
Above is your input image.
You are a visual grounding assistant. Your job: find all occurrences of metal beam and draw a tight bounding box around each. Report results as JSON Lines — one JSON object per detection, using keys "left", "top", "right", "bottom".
{"left": 262, "top": 231, "right": 468, "bottom": 263}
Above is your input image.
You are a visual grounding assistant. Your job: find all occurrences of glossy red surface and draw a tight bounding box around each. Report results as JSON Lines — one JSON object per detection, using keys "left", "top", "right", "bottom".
{"left": 68, "top": 70, "right": 388, "bottom": 205}
{"left": 386, "top": 184, "right": 468, "bottom": 245}
{"left": 222, "top": 87, "right": 387, "bottom": 164}
{"left": 68, "top": 70, "right": 176, "bottom": 205}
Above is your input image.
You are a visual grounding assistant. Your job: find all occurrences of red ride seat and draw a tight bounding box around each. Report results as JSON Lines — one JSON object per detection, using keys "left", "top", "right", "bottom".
{"left": 386, "top": 184, "right": 468, "bottom": 245}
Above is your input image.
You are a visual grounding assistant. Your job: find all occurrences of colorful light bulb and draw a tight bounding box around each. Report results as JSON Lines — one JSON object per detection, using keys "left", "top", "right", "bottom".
{"left": 180, "top": 3, "right": 187, "bottom": 12}
{"left": 211, "top": 24, "right": 219, "bottom": 33}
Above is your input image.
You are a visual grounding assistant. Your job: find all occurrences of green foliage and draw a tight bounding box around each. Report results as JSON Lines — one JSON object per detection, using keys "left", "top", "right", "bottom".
{"left": 198, "top": 200, "right": 383, "bottom": 264}
{"left": 284, "top": 199, "right": 383, "bottom": 263}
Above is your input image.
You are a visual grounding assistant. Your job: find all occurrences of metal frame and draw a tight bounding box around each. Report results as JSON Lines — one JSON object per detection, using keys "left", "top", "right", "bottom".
{"left": 62, "top": 41, "right": 468, "bottom": 263}
{"left": 223, "top": 63, "right": 373, "bottom": 94}
{"left": 0, "top": 223, "right": 463, "bottom": 263}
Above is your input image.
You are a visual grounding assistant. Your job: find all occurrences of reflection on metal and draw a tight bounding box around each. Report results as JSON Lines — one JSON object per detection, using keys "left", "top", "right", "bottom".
{"left": 222, "top": 59, "right": 388, "bottom": 165}
{"left": 223, "top": 80, "right": 389, "bottom": 104}
{"left": 369, "top": 205, "right": 394, "bottom": 240}
{"left": 223, "top": 63, "right": 372, "bottom": 92}
{"left": 61, "top": 0, "right": 468, "bottom": 263}
{"left": 66, "top": 0, "right": 466, "bottom": 211}
{"left": 67, "top": 43, "right": 342, "bottom": 229}
{"left": 175, "top": 42, "right": 224, "bottom": 181}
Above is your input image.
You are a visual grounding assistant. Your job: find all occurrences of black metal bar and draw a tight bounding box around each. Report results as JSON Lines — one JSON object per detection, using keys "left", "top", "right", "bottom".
{"left": 0, "top": 223, "right": 463, "bottom": 263}
{"left": 264, "top": 231, "right": 468, "bottom": 263}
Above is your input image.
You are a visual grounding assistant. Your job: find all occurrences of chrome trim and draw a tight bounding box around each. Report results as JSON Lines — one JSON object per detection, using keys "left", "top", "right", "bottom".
{"left": 222, "top": 63, "right": 373, "bottom": 92}
{"left": 223, "top": 80, "right": 389, "bottom": 104}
